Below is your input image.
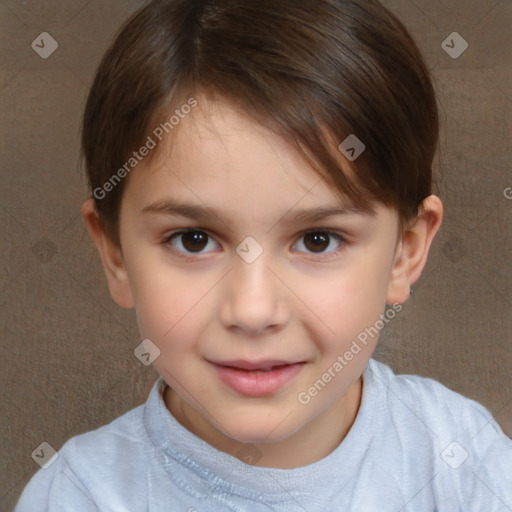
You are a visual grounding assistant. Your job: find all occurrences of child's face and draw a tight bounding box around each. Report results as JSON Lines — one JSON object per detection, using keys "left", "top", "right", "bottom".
{"left": 117, "top": 96, "right": 403, "bottom": 447}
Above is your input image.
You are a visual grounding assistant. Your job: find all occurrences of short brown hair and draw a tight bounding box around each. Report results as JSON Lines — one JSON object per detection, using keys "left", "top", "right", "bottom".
{"left": 82, "top": 0, "right": 439, "bottom": 245}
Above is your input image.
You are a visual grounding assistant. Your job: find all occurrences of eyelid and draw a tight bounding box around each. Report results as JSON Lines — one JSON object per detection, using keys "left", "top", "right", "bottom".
{"left": 164, "top": 228, "right": 221, "bottom": 259}
{"left": 292, "top": 229, "right": 346, "bottom": 256}
{"left": 163, "top": 227, "right": 349, "bottom": 259}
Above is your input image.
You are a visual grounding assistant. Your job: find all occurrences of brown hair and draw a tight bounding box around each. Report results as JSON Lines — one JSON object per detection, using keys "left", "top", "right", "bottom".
{"left": 82, "top": 0, "right": 439, "bottom": 245}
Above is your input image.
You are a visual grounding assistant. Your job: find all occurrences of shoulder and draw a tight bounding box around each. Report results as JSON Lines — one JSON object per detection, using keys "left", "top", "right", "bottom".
{"left": 366, "top": 359, "right": 512, "bottom": 508}
{"left": 367, "top": 358, "right": 505, "bottom": 440}
{"left": 14, "top": 394, "right": 154, "bottom": 512}
{"left": 64, "top": 401, "right": 151, "bottom": 471}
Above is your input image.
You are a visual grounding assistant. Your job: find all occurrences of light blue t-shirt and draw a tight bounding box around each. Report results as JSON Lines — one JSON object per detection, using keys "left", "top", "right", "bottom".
{"left": 14, "top": 359, "right": 512, "bottom": 511}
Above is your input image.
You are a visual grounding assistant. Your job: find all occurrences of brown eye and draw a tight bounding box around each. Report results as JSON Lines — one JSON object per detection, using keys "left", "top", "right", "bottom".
{"left": 168, "top": 230, "right": 218, "bottom": 255}
{"left": 304, "top": 232, "right": 329, "bottom": 252}
{"left": 294, "top": 230, "right": 344, "bottom": 255}
{"left": 181, "top": 231, "right": 208, "bottom": 251}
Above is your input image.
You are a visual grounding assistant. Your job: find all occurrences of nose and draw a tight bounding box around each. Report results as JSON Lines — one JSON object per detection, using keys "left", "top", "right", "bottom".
{"left": 219, "top": 253, "right": 289, "bottom": 336}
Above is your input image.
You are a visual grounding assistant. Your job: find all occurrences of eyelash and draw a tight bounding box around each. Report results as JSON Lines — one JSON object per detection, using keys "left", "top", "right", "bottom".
{"left": 163, "top": 228, "right": 347, "bottom": 261}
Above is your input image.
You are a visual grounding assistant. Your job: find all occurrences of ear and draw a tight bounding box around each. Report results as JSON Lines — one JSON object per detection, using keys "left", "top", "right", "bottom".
{"left": 81, "top": 199, "right": 135, "bottom": 309}
{"left": 386, "top": 195, "right": 443, "bottom": 305}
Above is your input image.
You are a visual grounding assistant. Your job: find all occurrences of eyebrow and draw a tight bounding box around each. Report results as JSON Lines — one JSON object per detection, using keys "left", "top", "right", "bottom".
{"left": 141, "top": 199, "right": 377, "bottom": 224}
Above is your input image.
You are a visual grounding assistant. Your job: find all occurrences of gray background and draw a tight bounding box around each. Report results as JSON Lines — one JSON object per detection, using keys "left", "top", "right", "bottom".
{"left": 1, "top": 0, "right": 511, "bottom": 509}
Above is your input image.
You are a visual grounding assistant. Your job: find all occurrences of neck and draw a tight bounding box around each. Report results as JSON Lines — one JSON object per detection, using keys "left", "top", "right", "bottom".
{"left": 164, "top": 377, "right": 363, "bottom": 469}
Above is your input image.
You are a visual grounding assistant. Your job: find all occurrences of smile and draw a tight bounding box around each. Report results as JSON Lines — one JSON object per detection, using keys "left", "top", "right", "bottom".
{"left": 209, "top": 360, "right": 306, "bottom": 397}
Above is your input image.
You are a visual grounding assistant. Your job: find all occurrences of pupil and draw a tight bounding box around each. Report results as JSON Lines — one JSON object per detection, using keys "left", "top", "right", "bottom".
{"left": 183, "top": 232, "right": 207, "bottom": 252}
{"left": 305, "top": 232, "right": 328, "bottom": 252}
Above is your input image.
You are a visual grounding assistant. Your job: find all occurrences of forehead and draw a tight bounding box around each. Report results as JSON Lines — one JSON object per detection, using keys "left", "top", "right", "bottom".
{"left": 121, "top": 95, "right": 392, "bottom": 229}
{"left": 135, "top": 97, "right": 350, "bottom": 202}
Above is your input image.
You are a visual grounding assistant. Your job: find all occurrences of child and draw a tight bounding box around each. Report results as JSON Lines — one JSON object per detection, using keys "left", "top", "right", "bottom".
{"left": 15, "top": 0, "right": 512, "bottom": 510}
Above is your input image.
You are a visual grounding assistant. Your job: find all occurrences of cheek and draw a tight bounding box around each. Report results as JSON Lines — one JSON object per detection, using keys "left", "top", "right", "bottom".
{"left": 128, "top": 257, "right": 215, "bottom": 343}
{"left": 133, "top": 275, "right": 214, "bottom": 385}
{"left": 296, "top": 262, "right": 389, "bottom": 353}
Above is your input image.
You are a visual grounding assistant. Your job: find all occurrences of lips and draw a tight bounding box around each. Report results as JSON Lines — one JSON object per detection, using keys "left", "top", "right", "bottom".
{"left": 209, "top": 359, "right": 306, "bottom": 396}
{"left": 211, "top": 359, "right": 301, "bottom": 371}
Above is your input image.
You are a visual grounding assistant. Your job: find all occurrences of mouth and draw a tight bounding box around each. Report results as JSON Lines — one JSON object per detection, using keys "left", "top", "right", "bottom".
{"left": 208, "top": 359, "right": 307, "bottom": 396}
{"left": 211, "top": 359, "right": 304, "bottom": 371}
